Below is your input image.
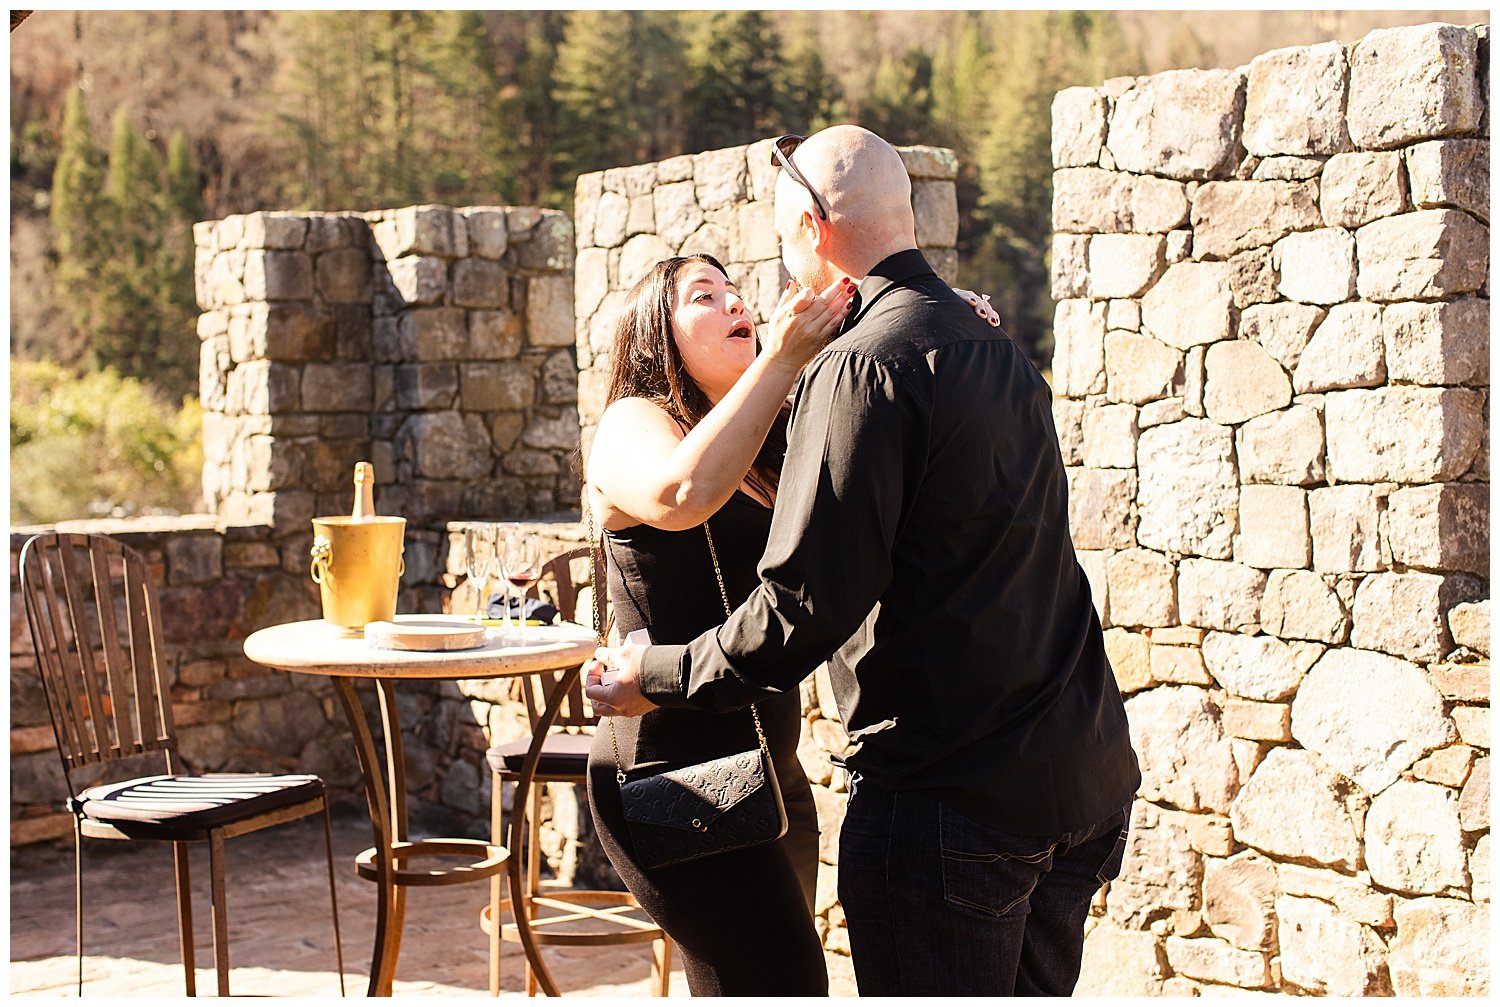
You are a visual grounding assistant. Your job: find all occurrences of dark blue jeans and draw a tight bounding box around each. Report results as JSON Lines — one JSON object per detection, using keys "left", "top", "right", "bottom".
{"left": 838, "top": 773, "right": 1131, "bottom": 996}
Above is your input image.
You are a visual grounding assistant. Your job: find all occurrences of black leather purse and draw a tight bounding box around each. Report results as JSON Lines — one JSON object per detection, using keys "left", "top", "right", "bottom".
{"left": 618, "top": 734, "right": 787, "bottom": 869}
{"left": 591, "top": 517, "right": 788, "bottom": 870}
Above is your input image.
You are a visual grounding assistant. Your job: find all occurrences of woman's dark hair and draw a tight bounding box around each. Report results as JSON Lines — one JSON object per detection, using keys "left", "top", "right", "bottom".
{"left": 603, "top": 253, "right": 788, "bottom": 502}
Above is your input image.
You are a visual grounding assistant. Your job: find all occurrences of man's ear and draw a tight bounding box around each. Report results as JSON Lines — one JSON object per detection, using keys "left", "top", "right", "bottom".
{"left": 805, "top": 209, "right": 829, "bottom": 252}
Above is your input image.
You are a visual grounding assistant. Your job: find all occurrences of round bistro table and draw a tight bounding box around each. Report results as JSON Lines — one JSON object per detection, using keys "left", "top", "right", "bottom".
{"left": 243, "top": 618, "right": 597, "bottom": 997}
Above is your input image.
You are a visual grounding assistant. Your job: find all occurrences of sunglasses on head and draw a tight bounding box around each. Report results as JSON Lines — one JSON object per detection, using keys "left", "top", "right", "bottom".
{"left": 770, "top": 134, "right": 829, "bottom": 222}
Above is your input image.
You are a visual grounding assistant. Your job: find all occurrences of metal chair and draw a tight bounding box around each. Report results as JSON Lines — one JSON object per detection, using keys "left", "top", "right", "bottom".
{"left": 18, "top": 532, "right": 345, "bottom": 997}
{"left": 479, "top": 547, "right": 672, "bottom": 996}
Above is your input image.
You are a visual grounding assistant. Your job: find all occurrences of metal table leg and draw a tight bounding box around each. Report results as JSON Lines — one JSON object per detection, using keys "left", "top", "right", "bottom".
{"left": 504, "top": 665, "right": 583, "bottom": 997}
{"left": 330, "top": 677, "right": 401, "bottom": 996}
{"left": 374, "top": 679, "right": 409, "bottom": 985}
{"left": 331, "top": 676, "right": 510, "bottom": 996}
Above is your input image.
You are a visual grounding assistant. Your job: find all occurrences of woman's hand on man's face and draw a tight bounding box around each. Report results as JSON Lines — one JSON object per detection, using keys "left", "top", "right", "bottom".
{"left": 761, "top": 276, "right": 857, "bottom": 372}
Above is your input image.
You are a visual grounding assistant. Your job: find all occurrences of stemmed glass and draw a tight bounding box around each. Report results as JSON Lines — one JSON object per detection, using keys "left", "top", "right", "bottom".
{"left": 501, "top": 527, "right": 542, "bottom": 643}
{"left": 491, "top": 525, "right": 512, "bottom": 634}
{"left": 462, "top": 524, "right": 494, "bottom": 625}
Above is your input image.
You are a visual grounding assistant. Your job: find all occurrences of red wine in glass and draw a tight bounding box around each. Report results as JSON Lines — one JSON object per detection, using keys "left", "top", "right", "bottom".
{"left": 508, "top": 571, "right": 539, "bottom": 635}
{"left": 503, "top": 529, "right": 542, "bottom": 640}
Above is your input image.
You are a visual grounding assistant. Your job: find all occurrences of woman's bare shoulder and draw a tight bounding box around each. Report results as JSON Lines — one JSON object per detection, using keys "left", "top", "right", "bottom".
{"left": 595, "top": 396, "right": 682, "bottom": 437}
{"left": 599, "top": 395, "right": 667, "bottom": 419}
{"left": 587, "top": 398, "right": 684, "bottom": 481}
{"left": 587, "top": 400, "right": 679, "bottom": 531}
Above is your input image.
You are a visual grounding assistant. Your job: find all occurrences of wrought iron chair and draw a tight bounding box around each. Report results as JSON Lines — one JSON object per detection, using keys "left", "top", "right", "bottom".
{"left": 18, "top": 532, "right": 345, "bottom": 997}
{"left": 479, "top": 546, "right": 672, "bottom": 996}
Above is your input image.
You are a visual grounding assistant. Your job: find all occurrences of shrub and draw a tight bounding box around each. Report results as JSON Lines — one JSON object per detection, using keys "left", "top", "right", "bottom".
{"left": 10, "top": 360, "right": 205, "bottom": 524}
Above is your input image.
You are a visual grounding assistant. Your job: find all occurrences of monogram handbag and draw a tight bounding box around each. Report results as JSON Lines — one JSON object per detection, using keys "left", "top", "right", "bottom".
{"left": 617, "top": 732, "right": 787, "bottom": 870}
{"left": 587, "top": 512, "right": 788, "bottom": 870}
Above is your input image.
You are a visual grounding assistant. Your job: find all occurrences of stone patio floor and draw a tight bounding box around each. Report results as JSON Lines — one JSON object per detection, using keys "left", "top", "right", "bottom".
{"left": 10, "top": 811, "right": 856, "bottom": 997}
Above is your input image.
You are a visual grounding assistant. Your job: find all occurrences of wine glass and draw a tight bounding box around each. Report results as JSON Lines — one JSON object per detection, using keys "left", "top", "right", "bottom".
{"left": 492, "top": 524, "right": 514, "bottom": 634}
{"left": 462, "top": 525, "right": 493, "bottom": 625}
{"left": 502, "top": 528, "right": 542, "bottom": 642}
{"left": 495, "top": 528, "right": 519, "bottom": 630}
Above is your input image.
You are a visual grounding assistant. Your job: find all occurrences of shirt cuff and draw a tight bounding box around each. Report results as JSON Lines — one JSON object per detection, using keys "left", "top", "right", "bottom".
{"left": 638, "top": 644, "right": 691, "bottom": 707}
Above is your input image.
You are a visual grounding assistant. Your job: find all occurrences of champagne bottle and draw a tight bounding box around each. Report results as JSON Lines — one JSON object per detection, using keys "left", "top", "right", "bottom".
{"left": 352, "top": 462, "right": 376, "bottom": 520}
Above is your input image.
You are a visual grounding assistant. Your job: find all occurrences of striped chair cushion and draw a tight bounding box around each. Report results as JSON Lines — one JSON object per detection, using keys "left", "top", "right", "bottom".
{"left": 71, "top": 773, "right": 325, "bottom": 832}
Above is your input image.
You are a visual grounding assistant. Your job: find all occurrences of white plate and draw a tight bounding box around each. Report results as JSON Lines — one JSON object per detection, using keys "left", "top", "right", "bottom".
{"left": 364, "top": 616, "right": 488, "bottom": 652}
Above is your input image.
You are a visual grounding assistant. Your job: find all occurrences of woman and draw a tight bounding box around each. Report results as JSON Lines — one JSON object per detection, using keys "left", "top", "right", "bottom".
{"left": 584, "top": 254, "right": 997, "bottom": 995}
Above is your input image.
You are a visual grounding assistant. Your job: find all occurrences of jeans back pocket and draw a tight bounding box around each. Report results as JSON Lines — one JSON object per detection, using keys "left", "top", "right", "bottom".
{"left": 938, "top": 804, "right": 1058, "bottom": 918}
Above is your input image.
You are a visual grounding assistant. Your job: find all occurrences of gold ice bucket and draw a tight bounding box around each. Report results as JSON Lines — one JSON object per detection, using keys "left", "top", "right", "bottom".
{"left": 309, "top": 516, "right": 407, "bottom": 632}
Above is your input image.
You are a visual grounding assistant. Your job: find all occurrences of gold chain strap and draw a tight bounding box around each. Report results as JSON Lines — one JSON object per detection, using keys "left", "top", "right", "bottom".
{"left": 702, "top": 523, "right": 769, "bottom": 753}
{"left": 590, "top": 501, "right": 769, "bottom": 789}
{"left": 583, "top": 501, "right": 630, "bottom": 785}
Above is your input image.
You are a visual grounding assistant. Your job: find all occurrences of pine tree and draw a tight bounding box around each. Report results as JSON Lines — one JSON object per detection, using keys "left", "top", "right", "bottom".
{"left": 47, "top": 87, "right": 199, "bottom": 395}
{"left": 422, "top": 10, "right": 514, "bottom": 204}
{"left": 681, "top": 11, "right": 788, "bottom": 151}
{"left": 628, "top": 12, "right": 689, "bottom": 161}
{"left": 930, "top": 15, "right": 992, "bottom": 152}
{"left": 780, "top": 24, "right": 846, "bottom": 134}
{"left": 857, "top": 47, "right": 934, "bottom": 145}
{"left": 366, "top": 10, "right": 432, "bottom": 206}
{"left": 275, "top": 10, "right": 557, "bottom": 209}
{"left": 165, "top": 129, "right": 204, "bottom": 222}
{"left": 94, "top": 107, "right": 167, "bottom": 383}
{"left": 552, "top": 11, "right": 633, "bottom": 177}
{"left": 275, "top": 11, "right": 382, "bottom": 208}
{"left": 553, "top": 11, "right": 687, "bottom": 177}
{"left": 930, "top": 15, "right": 995, "bottom": 307}
{"left": 105, "top": 106, "right": 163, "bottom": 253}
{"left": 956, "top": 10, "right": 1143, "bottom": 361}
{"left": 513, "top": 12, "right": 567, "bottom": 205}
{"left": 158, "top": 129, "right": 203, "bottom": 393}
{"left": 49, "top": 85, "right": 107, "bottom": 344}
{"left": 61, "top": 107, "right": 196, "bottom": 396}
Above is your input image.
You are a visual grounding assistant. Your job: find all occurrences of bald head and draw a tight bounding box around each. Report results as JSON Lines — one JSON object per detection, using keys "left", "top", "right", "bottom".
{"left": 773, "top": 125, "right": 917, "bottom": 285}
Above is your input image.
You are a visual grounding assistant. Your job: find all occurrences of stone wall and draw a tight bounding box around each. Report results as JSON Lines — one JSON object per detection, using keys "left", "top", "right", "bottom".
{"left": 1050, "top": 22, "right": 1490, "bottom": 996}
{"left": 193, "top": 204, "right": 579, "bottom": 614}
{"left": 572, "top": 140, "right": 961, "bottom": 455}
{"left": 13, "top": 204, "right": 586, "bottom": 849}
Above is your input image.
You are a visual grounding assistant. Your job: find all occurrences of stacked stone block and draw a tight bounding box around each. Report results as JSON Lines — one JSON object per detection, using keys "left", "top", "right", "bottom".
{"left": 1052, "top": 22, "right": 1489, "bottom": 997}
{"left": 195, "top": 211, "right": 376, "bottom": 532}
{"left": 194, "top": 205, "right": 578, "bottom": 615}
{"left": 12, "top": 205, "right": 585, "bottom": 848}
{"left": 573, "top": 140, "right": 961, "bottom": 459}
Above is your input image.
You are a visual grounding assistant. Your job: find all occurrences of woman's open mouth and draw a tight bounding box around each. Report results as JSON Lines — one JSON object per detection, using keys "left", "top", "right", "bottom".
{"left": 726, "top": 320, "right": 755, "bottom": 342}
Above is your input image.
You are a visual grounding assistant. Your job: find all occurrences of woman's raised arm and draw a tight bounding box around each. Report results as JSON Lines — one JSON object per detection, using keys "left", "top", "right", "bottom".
{"left": 589, "top": 279, "right": 851, "bottom": 531}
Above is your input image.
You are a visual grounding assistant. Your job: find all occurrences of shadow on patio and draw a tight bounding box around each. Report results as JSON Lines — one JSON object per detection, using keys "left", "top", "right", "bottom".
{"left": 12, "top": 810, "right": 862, "bottom": 997}
{"left": 11, "top": 811, "right": 663, "bottom": 996}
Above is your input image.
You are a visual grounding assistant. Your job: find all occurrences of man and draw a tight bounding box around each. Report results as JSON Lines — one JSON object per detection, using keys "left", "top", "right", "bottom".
{"left": 585, "top": 125, "right": 1139, "bottom": 995}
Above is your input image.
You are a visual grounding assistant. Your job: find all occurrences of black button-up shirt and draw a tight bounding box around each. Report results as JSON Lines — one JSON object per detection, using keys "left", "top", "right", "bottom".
{"left": 639, "top": 249, "right": 1139, "bottom": 834}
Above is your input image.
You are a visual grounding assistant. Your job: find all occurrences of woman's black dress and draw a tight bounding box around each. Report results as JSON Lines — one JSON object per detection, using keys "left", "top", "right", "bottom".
{"left": 587, "top": 492, "right": 826, "bottom": 995}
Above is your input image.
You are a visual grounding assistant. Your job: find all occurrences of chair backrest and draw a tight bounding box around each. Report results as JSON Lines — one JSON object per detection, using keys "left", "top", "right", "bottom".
{"left": 19, "top": 533, "right": 177, "bottom": 792}
{"left": 518, "top": 547, "right": 604, "bottom": 732}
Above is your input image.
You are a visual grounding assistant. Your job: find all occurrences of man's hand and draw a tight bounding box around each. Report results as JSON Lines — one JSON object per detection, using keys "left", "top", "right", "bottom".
{"left": 583, "top": 643, "right": 659, "bottom": 717}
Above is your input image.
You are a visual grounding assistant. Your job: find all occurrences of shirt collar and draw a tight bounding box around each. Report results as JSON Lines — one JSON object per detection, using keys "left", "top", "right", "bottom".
{"left": 841, "top": 248, "right": 936, "bottom": 333}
